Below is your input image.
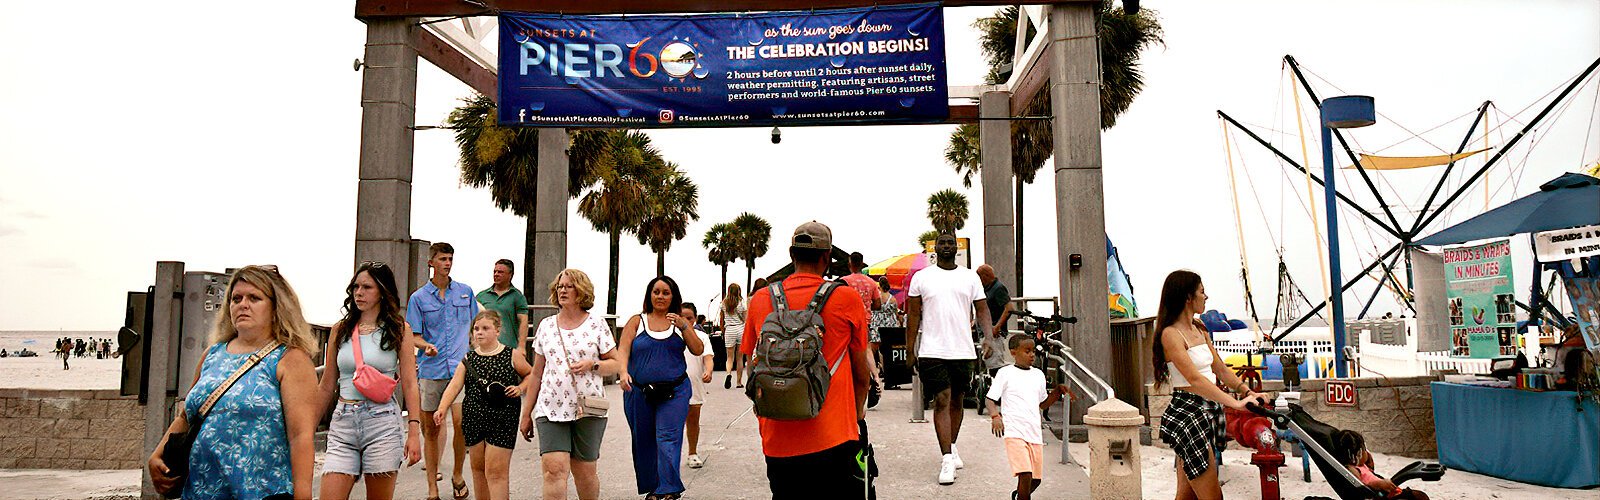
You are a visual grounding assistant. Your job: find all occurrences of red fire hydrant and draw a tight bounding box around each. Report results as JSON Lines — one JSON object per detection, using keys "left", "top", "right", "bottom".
{"left": 1226, "top": 407, "right": 1286, "bottom": 500}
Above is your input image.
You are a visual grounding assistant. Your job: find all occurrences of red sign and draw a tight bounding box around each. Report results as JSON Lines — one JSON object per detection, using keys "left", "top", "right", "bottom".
{"left": 1325, "top": 380, "right": 1357, "bottom": 407}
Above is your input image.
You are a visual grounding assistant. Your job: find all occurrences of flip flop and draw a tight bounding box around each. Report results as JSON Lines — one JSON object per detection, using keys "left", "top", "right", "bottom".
{"left": 453, "top": 479, "right": 469, "bottom": 500}
{"left": 724, "top": 374, "right": 732, "bottom": 389}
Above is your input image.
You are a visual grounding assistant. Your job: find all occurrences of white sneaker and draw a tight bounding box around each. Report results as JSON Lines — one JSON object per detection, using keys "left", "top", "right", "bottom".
{"left": 951, "top": 444, "right": 965, "bottom": 469}
{"left": 938, "top": 454, "right": 956, "bottom": 485}
{"left": 687, "top": 454, "right": 704, "bottom": 468}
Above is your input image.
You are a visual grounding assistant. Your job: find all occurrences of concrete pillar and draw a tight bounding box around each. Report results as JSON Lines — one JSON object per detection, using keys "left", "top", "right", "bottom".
{"left": 1048, "top": 3, "right": 1111, "bottom": 426}
{"left": 529, "top": 128, "right": 569, "bottom": 327}
{"left": 979, "top": 91, "right": 1017, "bottom": 297}
{"left": 909, "top": 378, "right": 928, "bottom": 422}
{"left": 1085, "top": 398, "right": 1145, "bottom": 499}
{"left": 141, "top": 261, "right": 184, "bottom": 499}
{"left": 409, "top": 239, "right": 433, "bottom": 297}
{"left": 354, "top": 18, "right": 420, "bottom": 304}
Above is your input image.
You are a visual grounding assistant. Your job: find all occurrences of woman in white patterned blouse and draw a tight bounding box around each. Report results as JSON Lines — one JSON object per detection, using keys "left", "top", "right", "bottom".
{"left": 519, "top": 269, "right": 621, "bottom": 500}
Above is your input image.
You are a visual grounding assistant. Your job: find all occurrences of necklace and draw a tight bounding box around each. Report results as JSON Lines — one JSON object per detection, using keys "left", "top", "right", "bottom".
{"left": 358, "top": 322, "right": 378, "bottom": 334}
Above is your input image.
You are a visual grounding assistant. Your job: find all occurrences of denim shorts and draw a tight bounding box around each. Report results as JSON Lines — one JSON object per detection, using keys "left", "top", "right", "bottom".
{"left": 323, "top": 400, "right": 405, "bottom": 476}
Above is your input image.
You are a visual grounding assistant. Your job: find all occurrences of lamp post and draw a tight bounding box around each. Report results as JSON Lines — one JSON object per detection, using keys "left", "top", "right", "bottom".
{"left": 1321, "top": 95, "right": 1375, "bottom": 378}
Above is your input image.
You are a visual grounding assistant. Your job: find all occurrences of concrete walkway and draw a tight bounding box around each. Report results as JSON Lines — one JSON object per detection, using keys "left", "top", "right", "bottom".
{"left": 369, "top": 381, "right": 1090, "bottom": 499}
{"left": 15, "top": 373, "right": 1593, "bottom": 499}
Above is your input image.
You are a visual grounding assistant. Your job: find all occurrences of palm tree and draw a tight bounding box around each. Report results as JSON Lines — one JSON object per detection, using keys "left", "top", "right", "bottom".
{"left": 447, "top": 95, "right": 546, "bottom": 293}
{"left": 730, "top": 213, "right": 772, "bottom": 290}
{"left": 926, "top": 189, "right": 970, "bottom": 235}
{"left": 947, "top": 4, "right": 1163, "bottom": 293}
{"left": 636, "top": 163, "right": 700, "bottom": 276}
{"left": 917, "top": 230, "right": 940, "bottom": 248}
{"left": 703, "top": 222, "right": 738, "bottom": 294}
{"left": 576, "top": 130, "right": 666, "bottom": 316}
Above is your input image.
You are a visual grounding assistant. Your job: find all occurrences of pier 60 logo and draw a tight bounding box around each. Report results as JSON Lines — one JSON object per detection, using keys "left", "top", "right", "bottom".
{"left": 516, "top": 32, "right": 706, "bottom": 81}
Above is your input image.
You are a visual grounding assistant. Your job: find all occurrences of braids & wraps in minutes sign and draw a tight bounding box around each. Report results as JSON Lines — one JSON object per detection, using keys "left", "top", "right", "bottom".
{"left": 1443, "top": 240, "right": 1517, "bottom": 359}
{"left": 497, "top": 3, "right": 948, "bottom": 128}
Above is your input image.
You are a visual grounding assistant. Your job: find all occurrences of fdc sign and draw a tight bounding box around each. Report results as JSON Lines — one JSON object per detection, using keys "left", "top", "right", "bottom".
{"left": 497, "top": 3, "right": 948, "bottom": 127}
{"left": 1325, "top": 380, "right": 1357, "bottom": 407}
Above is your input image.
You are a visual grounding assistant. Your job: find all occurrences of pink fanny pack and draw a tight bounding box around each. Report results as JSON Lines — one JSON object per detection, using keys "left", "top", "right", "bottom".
{"left": 351, "top": 326, "right": 397, "bottom": 403}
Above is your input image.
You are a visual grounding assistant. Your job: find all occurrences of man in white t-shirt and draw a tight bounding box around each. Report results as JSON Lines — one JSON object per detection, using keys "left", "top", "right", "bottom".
{"left": 682, "top": 303, "right": 715, "bottom": 469}
{"left": 985, "top": 334, "right": 1071, "bottom": 500}
{"left": 905, "top": 232, "right": 995, "bottom": 485}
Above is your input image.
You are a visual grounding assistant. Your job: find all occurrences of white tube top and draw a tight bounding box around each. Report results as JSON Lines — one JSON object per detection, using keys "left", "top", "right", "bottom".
{"left": 1168, "top": 343, "right": 1217, "bottom": 388}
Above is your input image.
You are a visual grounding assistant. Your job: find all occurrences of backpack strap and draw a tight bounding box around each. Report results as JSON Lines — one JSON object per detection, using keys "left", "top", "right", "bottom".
{"left": 768, "top": 283, "right": 788, "bottom": 311}
{"left": 806, "top": 282, "right": 850, "bottom": 376}
{"left": 807, "top": 281, "right": 842, "bottom": 316}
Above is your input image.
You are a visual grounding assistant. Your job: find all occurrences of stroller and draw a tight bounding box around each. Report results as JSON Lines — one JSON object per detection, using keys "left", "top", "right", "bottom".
{"left": 1244, "top": 403, "right": 1446, "bottom": 500}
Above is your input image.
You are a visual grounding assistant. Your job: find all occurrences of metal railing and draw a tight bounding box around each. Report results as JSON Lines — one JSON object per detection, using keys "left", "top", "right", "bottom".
{"left": 1016, "top": 329, "right": 1114, "bottom": 405}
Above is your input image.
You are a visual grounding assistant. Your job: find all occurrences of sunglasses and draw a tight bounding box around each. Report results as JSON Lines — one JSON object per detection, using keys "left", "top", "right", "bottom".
{"left": 359, "top": 261, "right": 390, "bottom": 270}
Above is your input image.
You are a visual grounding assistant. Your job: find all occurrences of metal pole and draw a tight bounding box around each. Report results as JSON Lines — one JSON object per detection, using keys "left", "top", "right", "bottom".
{"left": 141, "top": 261, "right": 184, "bottom": 499}
{"left": 909, "top": 378, "right": 927, "bottom": 423}
{"left": 1217, "top": 111, "right": 1403, "bottom": 239}
{"left": 1285, "top": 56, "right": 1404, "bottom": 234}
{"left": 1322, "top": 124, "right": 1348, "bottom": 377}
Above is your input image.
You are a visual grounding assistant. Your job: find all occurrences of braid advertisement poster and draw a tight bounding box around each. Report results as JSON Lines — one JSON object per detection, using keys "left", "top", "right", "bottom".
{"left": 1558, "top": 257, "right": 1600, "bottom": 363}
{"left": 497, "top": 3, "right": 947, "bottom": 128}
{"left": 1443, "top": 240, "right": 1516, "bottom": 359}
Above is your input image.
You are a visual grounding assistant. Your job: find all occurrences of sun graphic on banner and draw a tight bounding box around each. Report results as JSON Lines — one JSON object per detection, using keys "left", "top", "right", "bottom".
{"left": 660, "top": 38, "right": 704, "bottom": 81}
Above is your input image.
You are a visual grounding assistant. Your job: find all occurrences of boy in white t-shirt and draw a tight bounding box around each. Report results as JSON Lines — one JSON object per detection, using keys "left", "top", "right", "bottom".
{"left": 682, "top": 303, "right": 715, "bottom": 469}
{"left": 985, "top": 334, "right": 1072, "bottom": 500}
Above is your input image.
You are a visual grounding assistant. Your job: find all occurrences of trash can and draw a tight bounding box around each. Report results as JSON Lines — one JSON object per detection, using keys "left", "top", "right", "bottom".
{"left": 1109, "top": 317, "right": 1155, "bottom": 417}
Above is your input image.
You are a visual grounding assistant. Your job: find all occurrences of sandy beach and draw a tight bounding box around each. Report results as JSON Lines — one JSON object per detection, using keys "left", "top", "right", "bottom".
{"left": 0, "top": 331, "right": 121, "bottom": 390}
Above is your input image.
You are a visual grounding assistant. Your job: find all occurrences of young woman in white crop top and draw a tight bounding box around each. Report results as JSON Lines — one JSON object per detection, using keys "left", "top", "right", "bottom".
{"left": 1151, "top": 271, "right": 1269, "bottom": 500}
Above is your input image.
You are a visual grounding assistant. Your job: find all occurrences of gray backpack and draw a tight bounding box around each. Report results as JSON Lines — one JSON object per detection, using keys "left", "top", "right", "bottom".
{"left": 745, "top": 281, "right": 846, "bottom": 420}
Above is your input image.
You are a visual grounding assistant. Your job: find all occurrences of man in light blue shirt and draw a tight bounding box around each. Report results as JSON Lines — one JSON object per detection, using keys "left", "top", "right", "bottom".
{"left": 406, "top": 242, "right": 477, "bottom": 500}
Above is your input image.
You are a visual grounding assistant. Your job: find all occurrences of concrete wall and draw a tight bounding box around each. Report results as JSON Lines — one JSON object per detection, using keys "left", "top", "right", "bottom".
{"left": 0, "top": 389, "right": 146, "bottom": 469}
{"left": 1148, "top": 375, "right": 1441, "bottom": 458}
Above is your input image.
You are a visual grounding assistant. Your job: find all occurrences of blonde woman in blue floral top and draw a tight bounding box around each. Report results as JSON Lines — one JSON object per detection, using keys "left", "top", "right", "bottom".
{"left": 147, "top": 265, "right": 321, "bottom": 499}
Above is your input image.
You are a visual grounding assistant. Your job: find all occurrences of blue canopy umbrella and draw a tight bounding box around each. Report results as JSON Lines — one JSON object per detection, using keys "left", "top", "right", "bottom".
{"left": 1416, "top": 172, "right": 1600, "bottom": 246}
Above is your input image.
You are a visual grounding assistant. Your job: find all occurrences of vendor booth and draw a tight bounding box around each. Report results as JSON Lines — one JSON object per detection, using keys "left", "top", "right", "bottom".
{"left": 1417, "top": 172, "right": 1600, "bottom": 488}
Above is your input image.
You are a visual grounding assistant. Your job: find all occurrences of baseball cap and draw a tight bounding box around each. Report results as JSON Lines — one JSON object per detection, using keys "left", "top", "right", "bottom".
{"left": 791, "top": 221, "right": 832, "bottom": 250}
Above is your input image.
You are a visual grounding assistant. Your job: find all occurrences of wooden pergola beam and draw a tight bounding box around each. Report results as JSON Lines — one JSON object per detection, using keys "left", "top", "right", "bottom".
{"left": 414, "top": 27, "right": 497, "bottom": 97}
{"left": 357, "top": 0, "right": 1093, "bottom": 18}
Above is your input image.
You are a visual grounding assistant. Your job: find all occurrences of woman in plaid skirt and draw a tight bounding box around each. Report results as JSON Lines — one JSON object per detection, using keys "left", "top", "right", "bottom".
{"left": 1152, "top": 271, "right": 1269, "bottom": 499}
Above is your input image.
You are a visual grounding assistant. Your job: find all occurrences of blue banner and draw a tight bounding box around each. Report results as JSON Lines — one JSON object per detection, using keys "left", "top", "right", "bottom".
{"left": 497, "top": 3, "right": 948, "bottom": 128}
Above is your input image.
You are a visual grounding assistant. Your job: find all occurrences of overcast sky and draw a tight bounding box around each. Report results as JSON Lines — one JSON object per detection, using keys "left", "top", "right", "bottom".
{"left": 2, "top": 0, "right": 1597, "bottom": 331}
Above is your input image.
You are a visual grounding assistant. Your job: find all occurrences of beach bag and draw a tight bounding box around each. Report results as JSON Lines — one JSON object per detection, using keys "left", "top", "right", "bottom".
{"left": 160, "top": 340, "right": 280, "bottom": 498}
{"left": 349, "top": 327, "right": 397, "bottom": 403}
{"left": 745, "top": 281, "right": 845, "bottom": 420}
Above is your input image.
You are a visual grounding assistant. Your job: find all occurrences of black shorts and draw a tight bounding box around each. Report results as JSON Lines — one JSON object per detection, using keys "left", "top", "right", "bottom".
{"left": 917, "top": 358, "right": 973, "bottom": 399}
{"left": 765, "top": 440, "right": 872, "bottom": 499}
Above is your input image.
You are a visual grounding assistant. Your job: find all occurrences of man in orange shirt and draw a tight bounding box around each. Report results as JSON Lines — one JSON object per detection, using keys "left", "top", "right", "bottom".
{"left": 742, "top": 221, "right": 874, "bottom": 498}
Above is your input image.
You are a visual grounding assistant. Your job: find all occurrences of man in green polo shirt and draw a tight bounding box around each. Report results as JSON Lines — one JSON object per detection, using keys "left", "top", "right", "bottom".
{"left": 476, "top": 258, "right": 529, "bottom": 356}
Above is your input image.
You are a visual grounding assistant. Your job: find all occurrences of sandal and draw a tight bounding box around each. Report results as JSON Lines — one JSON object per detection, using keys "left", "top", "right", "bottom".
{"left": 452, "top": 479, "right": 469, "bottom": 500}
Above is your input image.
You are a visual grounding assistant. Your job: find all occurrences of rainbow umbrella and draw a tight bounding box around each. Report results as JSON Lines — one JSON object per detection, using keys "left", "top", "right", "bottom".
{"left": 864, "top": 253, "right": 931, "bottom": 307}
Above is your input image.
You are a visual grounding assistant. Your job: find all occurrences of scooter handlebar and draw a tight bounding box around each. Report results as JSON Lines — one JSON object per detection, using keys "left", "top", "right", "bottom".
{"left": 1243, "top": 402, "right": 1280, "bottom": 419}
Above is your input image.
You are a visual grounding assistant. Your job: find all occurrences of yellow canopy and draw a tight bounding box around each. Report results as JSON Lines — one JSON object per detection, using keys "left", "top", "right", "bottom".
{"left": 1342, "top": 148, "right": 1492, "bottom": 170}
